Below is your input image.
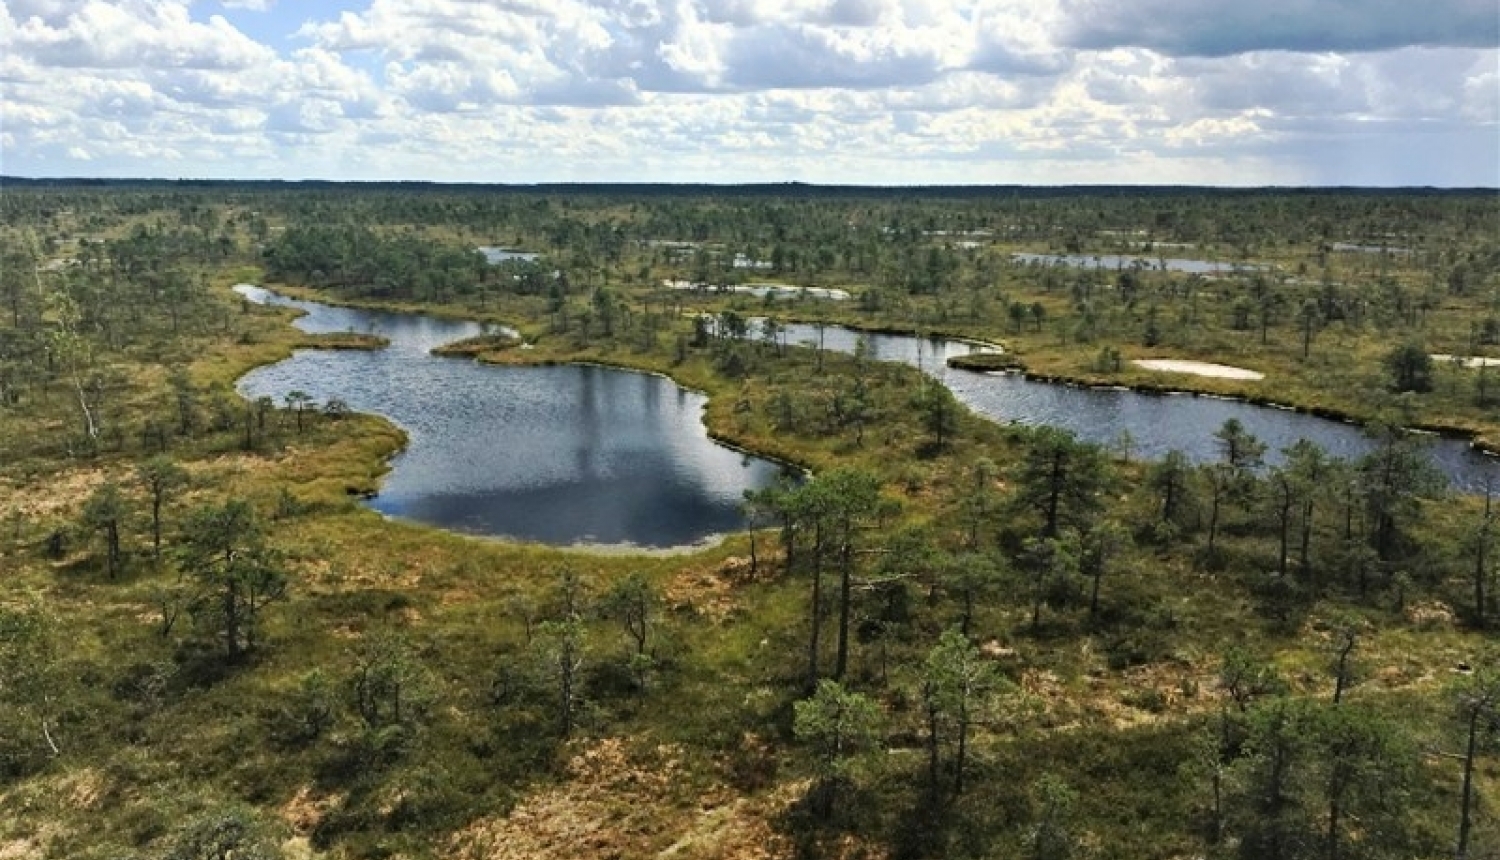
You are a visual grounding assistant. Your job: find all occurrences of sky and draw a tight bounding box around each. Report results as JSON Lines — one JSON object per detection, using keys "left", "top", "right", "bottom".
{"left": 1, "top": 0, "right": 1497, "bottom": 186}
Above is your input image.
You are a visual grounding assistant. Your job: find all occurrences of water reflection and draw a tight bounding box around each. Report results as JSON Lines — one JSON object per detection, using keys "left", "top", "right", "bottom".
{"left": 234, "top": 286, "right": 785, "bottom": 548}
{"left": 774, "top": 322, "right": 1500, "bottom": 493}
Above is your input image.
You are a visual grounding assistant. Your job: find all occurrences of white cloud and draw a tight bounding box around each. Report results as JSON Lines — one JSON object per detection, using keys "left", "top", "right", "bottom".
{"left": 717, "top": 23, "right": 954, "bottom": 89}
{"left": 0, "top": 0, "right": 1494, "bottom": 184}
{"left": 10, "top": 1, "right": 274, "bottom": 70}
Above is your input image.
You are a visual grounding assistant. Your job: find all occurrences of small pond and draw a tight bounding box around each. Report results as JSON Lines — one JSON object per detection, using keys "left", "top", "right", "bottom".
{"left": 1012, "top": 252, "right": 1264, "bottom": 275}
{"left": 235, "top": 286, "right": 786, "bottom": 549}
{"left": 478, "top": 247, "right": 540, "bottom": 264}
{"left": 1331, "top": 243, "right": 1411, "bottom": 255}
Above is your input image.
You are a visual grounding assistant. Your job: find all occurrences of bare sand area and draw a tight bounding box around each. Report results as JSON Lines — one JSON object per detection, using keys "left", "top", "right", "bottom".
{"left": 1431, "top": 354, "right": 1500, "bottom": 368}
{"left": 1132, "top": 359, "right": 1265, "bottom": 380}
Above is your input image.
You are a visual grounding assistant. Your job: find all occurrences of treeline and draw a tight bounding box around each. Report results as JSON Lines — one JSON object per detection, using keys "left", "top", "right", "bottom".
{"left": 261, "top": 224, "right": 492, "bottom": 303}
{"left": 0, "top": 228, "right": 264, "bottom": 461}
{"left": 14, "top": 179, "right": 1495, "bottom": 268}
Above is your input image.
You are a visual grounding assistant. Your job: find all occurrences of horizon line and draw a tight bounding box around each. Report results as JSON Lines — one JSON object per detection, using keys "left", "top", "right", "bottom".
{"left": 3, "top": 176, "right": 1497, "bottom": 193}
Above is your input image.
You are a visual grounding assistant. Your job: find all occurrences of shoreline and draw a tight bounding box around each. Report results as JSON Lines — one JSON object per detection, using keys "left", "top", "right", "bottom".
{"left": 772, "top": 315, "right": 1010, "bottom": 354}
{"left": 241, "top": 282, "right": 1500, "bottom": 507}
{"left": 236, "top": 283, "right": 803, "bottom": 556}
{"left": 947, "top": 357, "right": 1500, "bottom": 459}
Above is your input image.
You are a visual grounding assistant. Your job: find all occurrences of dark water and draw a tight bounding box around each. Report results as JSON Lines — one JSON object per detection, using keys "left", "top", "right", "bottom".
{"left": 775, "top": 323, "right": 1500, "bottom": 493}
{"left": 1011, "top": 252, "right": 1263, "bottom": 275}
{"left": 234, "top": 285, "right": 1498, "bottom": 550}
{"left": 234, "top": 286, "right": 786, "bottom": 548}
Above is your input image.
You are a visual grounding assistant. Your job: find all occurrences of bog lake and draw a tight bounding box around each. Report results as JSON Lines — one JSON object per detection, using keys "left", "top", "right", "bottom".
{"left": 236, "top": 287, "right": 1500, "bottom": 549}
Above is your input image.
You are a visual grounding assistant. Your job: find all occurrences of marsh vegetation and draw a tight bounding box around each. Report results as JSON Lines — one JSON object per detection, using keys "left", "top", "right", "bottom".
{"left": 1, "top": 181, "right": 1497, "bottom": 859}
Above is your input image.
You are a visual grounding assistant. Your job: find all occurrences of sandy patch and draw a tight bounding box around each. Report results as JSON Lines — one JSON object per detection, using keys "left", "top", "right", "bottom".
{"left": 0, "top": 838, "right": 41, "bottom": 860}
{"left": 1431, "top": 354, "right": 1500, "bottom": 369}
{"left": 1132, "top": 359, "right": 1264, "bottom": 380}
{"left": 664, "top": 280, "right": 851, "bottom": 301}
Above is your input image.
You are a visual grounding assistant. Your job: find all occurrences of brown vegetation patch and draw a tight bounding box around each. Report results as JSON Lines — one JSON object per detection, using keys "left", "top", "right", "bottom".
{"left": 1020, "top": 668, "right": 1067, "bottom": 702}
{"left": 1371, "top": 664, "right": 1420, "bottom": 689}
{"left": 448, "top": 737, "right": 794, "bottom": 860}
{"left": 1020, "top": 668, "right": 1082, "bottom": 729}
{"left": 0, "top": 468, "right": 112, "bottom": 523}
{"left": 657, "top": 799, "right": 781, "bottom": 859}
{"left": 665, "top": 555, "right": 776, "bottom": 623}
{"left": 1404, "top": 600, "right": 1457, "bottom": 630}
{"left": 190, "top": 452, "right": 279, "bottom": 479}
{"left": 280, "top": 786, "right": 340, "bottom": 835}
{"left": 63, "top": 769, "right": 107, "bottom": 811}
{"left": 314, "top": 546, "right": 426, "bottom": 591}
